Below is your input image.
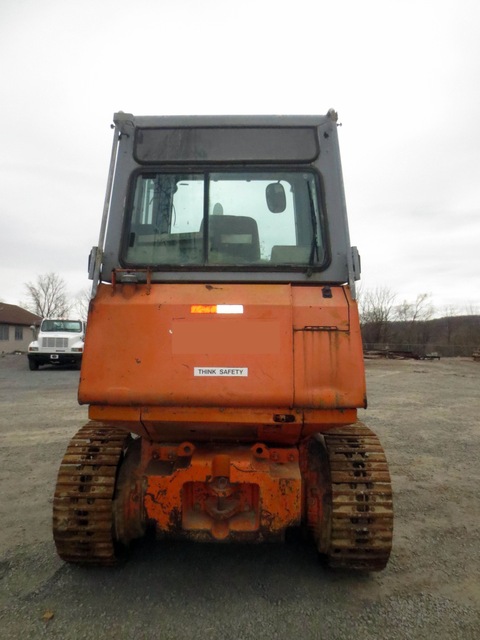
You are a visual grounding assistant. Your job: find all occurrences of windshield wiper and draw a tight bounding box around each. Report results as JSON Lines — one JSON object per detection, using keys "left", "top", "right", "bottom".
{"left": 306, "top": 181, "right": 319, "bottom": 276}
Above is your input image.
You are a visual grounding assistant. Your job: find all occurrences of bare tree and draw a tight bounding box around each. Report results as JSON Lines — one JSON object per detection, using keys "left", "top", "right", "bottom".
{"left": 24, "top": 272, "right": 71, "bottom": 318}
{"left": 72, "top": 287, "right": 91, "bottom": 321}
{"left": 358, "top": 286, "right": 397, "bottom": 344}
{"left": 394, "top": 293, "right": 434, "bottom": 348}
{"left": 396, "top": 293, "right": 434, "bottom": 324}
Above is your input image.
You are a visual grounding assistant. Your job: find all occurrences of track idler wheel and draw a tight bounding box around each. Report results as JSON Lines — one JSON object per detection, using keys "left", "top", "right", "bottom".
{"left": 307, "top": 423, "right": 393, "bottom": 571}
{"left": 53, "top": 423, "right": 133, "bottom": 565}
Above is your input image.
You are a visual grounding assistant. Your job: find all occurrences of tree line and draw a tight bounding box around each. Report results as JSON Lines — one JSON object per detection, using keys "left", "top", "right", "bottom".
{"left": 359, "top": 287, "right": 480, "bottom": 356}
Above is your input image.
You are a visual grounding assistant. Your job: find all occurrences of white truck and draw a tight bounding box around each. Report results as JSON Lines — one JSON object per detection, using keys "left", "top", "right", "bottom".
{"left": 27, "top": 319, "right": 85, "bottom": 370}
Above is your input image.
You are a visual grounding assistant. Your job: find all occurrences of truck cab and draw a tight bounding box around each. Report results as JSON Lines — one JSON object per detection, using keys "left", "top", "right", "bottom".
{"left": 27, "top": 319, "right": 85, "bottom": 370}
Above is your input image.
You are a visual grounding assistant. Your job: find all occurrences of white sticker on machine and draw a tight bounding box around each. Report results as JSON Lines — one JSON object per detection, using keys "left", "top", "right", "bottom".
{"left": 194, "top": 367, "right": 248, "bottom": 377}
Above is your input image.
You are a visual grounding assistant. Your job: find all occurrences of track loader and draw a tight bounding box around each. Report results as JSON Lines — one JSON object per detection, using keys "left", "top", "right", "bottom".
{"left": 53, "top": 110, "right": 393, "bottom": 570}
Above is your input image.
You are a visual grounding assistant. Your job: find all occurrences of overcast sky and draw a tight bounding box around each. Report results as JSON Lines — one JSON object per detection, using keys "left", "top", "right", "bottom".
{"left": 1, "top": 0, "right": 479, "bottom": 314}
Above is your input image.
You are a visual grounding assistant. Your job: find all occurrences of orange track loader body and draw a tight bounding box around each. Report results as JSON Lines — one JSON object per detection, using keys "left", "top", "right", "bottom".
{"left": 53, "top": 112, "right": 393, "bottom": 570}
{"left": 80, "top": 282, "right": 365, "bottom": 437}
{"left": 77, "top": 282, "right": 365, "bottom": 544}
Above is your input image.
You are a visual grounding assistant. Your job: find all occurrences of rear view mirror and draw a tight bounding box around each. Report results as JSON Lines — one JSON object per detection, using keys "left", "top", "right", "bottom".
{"left": 266, "top": 182, "right": 286, "bottom": 213}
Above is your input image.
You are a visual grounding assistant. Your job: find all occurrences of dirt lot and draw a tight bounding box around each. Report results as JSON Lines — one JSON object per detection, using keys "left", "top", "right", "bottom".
{"left": 0, "top": 354, "right": 479, "bottom": 639}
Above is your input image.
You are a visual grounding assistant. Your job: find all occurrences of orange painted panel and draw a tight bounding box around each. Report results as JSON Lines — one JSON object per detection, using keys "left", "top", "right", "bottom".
{"left": 292, "top": 287, "right": 366, "bottom": 409}
{"left": 79, "top": 283, "right": 294, "bottom": 408}
{"left": 79, "top": 282, "right": 366, "bottom": 417}
{"left": 87, "top": 405, "right": 357, "bottom": 444}
{"left": 171, "top": 319, "right": 280, "bottom": 354}
{"left": 292, "top": 286, "right": 350, "bottom": 330}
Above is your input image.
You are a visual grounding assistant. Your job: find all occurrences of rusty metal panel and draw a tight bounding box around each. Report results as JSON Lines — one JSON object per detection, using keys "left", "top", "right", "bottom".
{"left": 141, "top": 442, "right": 301, "bottom": 542}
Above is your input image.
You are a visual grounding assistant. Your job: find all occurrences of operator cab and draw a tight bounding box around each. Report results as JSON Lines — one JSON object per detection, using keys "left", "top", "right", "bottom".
{"left": 95, "top": 112, "right": 360, "bottom": 291}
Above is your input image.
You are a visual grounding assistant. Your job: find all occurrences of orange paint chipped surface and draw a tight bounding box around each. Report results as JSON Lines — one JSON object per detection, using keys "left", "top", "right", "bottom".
{"left": 138, "top": 442, "right": 301, "bottom": 541}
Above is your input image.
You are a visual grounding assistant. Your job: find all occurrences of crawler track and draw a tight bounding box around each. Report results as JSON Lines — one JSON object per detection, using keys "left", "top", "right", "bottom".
{"left": 322, "top": 423, "right": 393, "bottom": 571}
{"left": 53, "top": 423, "right": 130, "bottom": 565}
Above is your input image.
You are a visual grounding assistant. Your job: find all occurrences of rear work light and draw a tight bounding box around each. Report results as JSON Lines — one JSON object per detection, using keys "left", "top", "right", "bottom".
{"left": 190, "top": 304, "right": 244, "bottom": 314}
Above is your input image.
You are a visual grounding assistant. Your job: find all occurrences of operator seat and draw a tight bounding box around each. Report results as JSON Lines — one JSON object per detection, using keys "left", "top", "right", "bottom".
{"left": 205, "top": 215, "right": 260, "bottom": 262}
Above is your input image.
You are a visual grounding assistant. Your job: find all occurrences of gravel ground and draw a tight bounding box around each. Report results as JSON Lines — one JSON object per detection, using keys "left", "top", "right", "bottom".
{"left": 0, "top": 354, "right": 479, "bottom": 639}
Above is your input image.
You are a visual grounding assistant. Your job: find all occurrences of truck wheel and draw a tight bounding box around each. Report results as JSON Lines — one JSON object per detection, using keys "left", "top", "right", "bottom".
{"left": 28, "top": 359, "right": 39, "bottom": 371}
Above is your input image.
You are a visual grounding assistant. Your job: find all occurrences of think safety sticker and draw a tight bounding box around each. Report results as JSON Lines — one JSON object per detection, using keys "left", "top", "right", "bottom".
{"left": 194, "top": 367, "right": 248, "bottom": 377}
